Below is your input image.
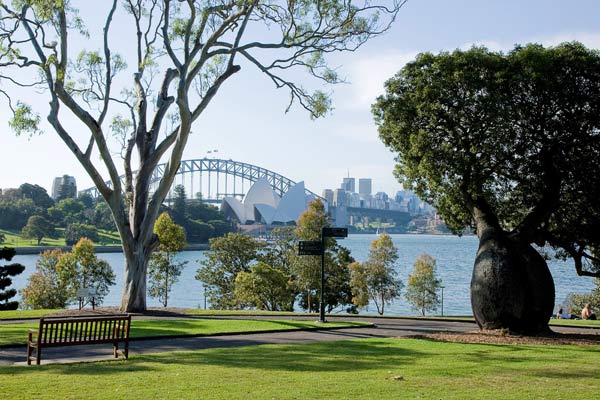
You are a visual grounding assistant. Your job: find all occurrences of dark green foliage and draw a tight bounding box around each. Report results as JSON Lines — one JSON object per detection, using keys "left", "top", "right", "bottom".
{"left": 21, "top": 215, "right": 55, "bottom": 245}
{"left": 186, "top": 200, "right": 223, "bottom": 222}
{"left": 64, "top": 223, "right": 99, "bottom": 246}
{"left": 0, "top": 198, "right": 43, "bottom": 230}
{"left": 93, "top": 201, "right": 116, "bottom": 231}
{"left": 172, "top": 185, "right": 187, "bottom": 219}
{"left": 208, "top": 220, "right": 232, "bottom": 237}
{"left": 195, "top": 233, "right": 265, "bottom": 309}
{"left": 373, "top": 42, "right": 600, "bottom": 272}
{"left": 17, "top": 183, "right": 54, "bottom": 209}
{"left": 0, "top": 247, "right": 25, "bottom": 310}
{"left": 48, "top": 198, "right": 85, "bottom": 227}
{"left": 185, "top": 220, "right": 214, "bottom": 243}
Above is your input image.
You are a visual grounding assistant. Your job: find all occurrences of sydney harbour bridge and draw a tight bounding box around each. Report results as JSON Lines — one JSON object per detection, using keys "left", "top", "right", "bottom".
{"left": 81, "top": 157, "right": 410, "bottom": 227}
{"left": 81, "top": 158, "right": 321, "bottom": 204}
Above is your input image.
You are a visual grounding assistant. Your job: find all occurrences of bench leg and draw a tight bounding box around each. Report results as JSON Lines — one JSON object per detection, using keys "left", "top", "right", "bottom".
{"left": 124, "top": 340, "right": 129, "bottom": 359}
{"left": 36, "top": 348, "right": 41, "bottom": 365}
{"left": 113, "top": 341, "right": 119, "bottom": 358}
{"left": 27, "top": 343, "right": 33, "bottom": 365}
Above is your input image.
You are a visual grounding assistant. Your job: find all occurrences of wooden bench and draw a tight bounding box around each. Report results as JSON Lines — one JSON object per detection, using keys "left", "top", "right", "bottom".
{"left": 27, "top": 314, "right": 131, "bottom": 365}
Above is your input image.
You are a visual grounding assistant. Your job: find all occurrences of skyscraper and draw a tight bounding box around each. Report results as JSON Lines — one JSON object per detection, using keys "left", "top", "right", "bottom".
{"left": 51, "top": 175, "right": 77, "bottom": 200}
{"left": 322, "top": 189, "right": 334, "bottom": 205}
{"left": 358, "top": 178, "right": 372, "bottom": 196}
{"left": 342, "top": 177, "right": 355, "bottom": 193}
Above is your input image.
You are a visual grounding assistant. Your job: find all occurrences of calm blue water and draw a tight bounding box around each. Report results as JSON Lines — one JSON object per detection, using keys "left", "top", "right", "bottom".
{"left": 8, "top": 234, "right": 595, "bottom": 316}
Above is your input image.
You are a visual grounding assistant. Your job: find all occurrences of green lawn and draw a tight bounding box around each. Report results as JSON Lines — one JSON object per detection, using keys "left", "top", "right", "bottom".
{"left": 0, "top": 228, "right": 66, "bottom": 247}
{"left": 0, "top": 319, "right": 367, "bottom": 346}
{"left": 0, "top": 228, "right": 121, "bottom": 247}
{"left": 0, "top": 309, "right": 60, "bottom": 320}
{"left": 1, "top": 338, "right": 598, "bottom": 399}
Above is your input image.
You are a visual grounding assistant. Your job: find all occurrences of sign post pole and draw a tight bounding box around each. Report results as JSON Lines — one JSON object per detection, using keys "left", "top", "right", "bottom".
{"left": 319, "top": 227, "right": 348, "bottom": 323}
{"left": 320, "top": 232, "right": 326, "bottom": 323}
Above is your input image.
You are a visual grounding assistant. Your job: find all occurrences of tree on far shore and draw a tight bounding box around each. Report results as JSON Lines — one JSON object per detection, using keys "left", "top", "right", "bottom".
{"left": 21, "top": 216, "right": 55, "bottom": 245}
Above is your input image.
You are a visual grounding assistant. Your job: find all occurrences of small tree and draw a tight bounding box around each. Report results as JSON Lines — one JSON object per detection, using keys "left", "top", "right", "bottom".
{"left": 148, "top": 213, "right": 187, "bottom": 307}
{"left": 405, "top": 254, "right": 442, "bottom": 316}
{"left": 349, "top": 233, "right": 403, "bottom": 315}
{"left": 58, "top": 238, "right": 116, "bottom": 308}
{"left": 64, "top": 223, "right": 99, "bottom": 246}
{"left": 21, "top": 249, "right": 71, "bottom": 309}
{"left": 195, "top": 233, "right": 264, "bottom": 309}
{"left": 0, "top": 247, "right": 25, "bottom": 310}
{"left": 21, "top": 215, "right": 55, "bottom": 245}
{"left": 234, "top": 262, "right": 295, "bottom": 311}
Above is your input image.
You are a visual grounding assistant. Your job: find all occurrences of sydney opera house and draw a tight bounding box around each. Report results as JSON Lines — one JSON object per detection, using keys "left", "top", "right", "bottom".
{"left": 220, "top": 177, "right": 315, "bottom": 225}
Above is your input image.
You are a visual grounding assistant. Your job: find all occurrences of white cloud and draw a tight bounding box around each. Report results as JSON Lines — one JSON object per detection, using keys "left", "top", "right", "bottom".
{"left": 337, "top": 31, "right": 600, "bottom": 112}
{"left": 335, "top": 51, "right": 418, "bottom": 110}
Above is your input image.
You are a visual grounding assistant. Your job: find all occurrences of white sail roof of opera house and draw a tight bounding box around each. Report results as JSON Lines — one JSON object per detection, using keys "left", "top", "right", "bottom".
{"left": 221, "top": 177, "right": 309, "bottom": 224}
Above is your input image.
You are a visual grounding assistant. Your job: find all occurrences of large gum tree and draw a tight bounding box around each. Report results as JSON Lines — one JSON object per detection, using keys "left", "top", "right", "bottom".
{"left": 373, "top": 43, "right": 600, "bottom": 334}
{"left": 0, "top": 0, "right": 403, "bottom": 311}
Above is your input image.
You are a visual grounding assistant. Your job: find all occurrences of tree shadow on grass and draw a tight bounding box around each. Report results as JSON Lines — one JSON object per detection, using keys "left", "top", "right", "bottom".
{"left": 2, "top": 338, "right": 423, "bottom": 377}
{"left": 146, "top": 338, "right": 424, "bottom": 373}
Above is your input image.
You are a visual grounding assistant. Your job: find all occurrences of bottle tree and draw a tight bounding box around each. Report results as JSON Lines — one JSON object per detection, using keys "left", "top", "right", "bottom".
{"left": 373, "top": 43, "right": 600, "bottom": 334}
{"left": 0, "top": 247, "right": 26, "bottom": 311}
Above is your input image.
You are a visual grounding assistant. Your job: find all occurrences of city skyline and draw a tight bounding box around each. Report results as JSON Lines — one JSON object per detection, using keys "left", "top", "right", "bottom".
{"left": 1, "top": 1, "right": 599, "bottom": 197}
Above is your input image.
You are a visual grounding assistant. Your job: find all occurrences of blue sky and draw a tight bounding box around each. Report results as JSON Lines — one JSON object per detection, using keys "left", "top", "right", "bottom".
{"left": 1, "top": 0, "right": 599, "bottom": 197}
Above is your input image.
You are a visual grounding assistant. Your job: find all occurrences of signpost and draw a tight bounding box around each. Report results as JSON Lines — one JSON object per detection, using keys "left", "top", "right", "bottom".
{"left": 322, "top": 227, "right": 348, "bottom": 238}
{"left": 298, "top": 241, "right": 323, "bottom": 256}
{"left": 297, "top": 227, "right": 348, "bottom": 323}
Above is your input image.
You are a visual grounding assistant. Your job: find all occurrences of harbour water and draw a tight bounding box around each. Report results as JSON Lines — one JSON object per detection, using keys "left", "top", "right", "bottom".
{"left": 8, "top": 234, "right": 595, "bottom": 316}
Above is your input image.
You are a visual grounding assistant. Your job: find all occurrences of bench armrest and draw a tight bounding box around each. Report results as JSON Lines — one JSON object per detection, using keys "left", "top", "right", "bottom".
{"left": 27, "top": 329, "right": 38, "bottom": 342}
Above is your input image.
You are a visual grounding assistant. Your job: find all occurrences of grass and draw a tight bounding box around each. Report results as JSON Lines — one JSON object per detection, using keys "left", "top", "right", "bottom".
{"left": 550, "top": 318, "right": 600, "bottom": 328}
{"left": 0, "top": 228, "right": 66, "bottom": 247}
{"left": 0, "top": 319, "right": 367, "bottom": 346}
{"left": 0, "top": 309, "right": 60, "bottom": 320}
{"left": 0, "top": 228, "right": 122, "bottom": 248}
{"left": 1, "top": 338, "right": 599, "bottom": 399}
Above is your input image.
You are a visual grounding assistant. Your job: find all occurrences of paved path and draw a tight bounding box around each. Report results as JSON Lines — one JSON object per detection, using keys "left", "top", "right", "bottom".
{"left": 0, "top": 316, "right": 595, "bottom": 366}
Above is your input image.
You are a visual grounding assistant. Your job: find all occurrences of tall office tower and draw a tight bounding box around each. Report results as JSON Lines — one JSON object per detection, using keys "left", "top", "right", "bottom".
{"left": 333, "top": 188, "right": 347, "bottom": 206}
{"left": 51, "top": 175, "right": 77, "bottom": 200}
{"left": 358, "top": 178, "right": 372, "bottom": 196}
{"left": 342, "top": 177, "right": 355, "bottom": 193}
{"left": 322, "top": 189, "right": 334, "bottom": 205}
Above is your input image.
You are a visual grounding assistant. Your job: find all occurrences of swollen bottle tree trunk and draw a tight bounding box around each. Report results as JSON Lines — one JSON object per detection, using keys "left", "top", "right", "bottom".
{"left": 470, "top": 211, "right": 555, "bottom": 334}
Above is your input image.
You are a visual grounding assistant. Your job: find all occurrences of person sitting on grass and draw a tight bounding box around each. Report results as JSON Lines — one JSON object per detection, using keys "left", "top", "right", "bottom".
{"left": 581, "top": 304, "right": 597, "bottom": 320}
{"left": 557, "top": 307, "right": 580, "bottom": 320}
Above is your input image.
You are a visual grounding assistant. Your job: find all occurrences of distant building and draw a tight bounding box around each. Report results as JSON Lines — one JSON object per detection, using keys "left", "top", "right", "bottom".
{"left": 322, "top": 189, "right": 334, "bottom": 206}
{"left": 342, "top": 177, "right": 355, "bottom": 193}
{"left": 358, "top": 178, "right": 372, "bottom": 196}
{"left": 333, "top": 188, "right": 346, "bottom": 207}
{"left": 51, "top": 175, "right": 77, "bottom": 200}
{"left": 221, "top": 177, "right": 311, "bottom": 225}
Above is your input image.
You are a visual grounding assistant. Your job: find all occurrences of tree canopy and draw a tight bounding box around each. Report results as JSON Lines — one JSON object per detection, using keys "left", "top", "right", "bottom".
{"left": 373, "top": 42, "right": 600, "bottom": 277}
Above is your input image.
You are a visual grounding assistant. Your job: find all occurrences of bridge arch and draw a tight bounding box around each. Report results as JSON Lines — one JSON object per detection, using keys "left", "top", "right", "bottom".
{"left": 81, "top": 158, "right": 321, "bottom": 202}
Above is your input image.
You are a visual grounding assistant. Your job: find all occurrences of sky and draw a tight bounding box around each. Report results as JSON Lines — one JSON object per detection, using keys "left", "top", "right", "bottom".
{"left": 1, "top": 0, "right": 600, "bottom": 198}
